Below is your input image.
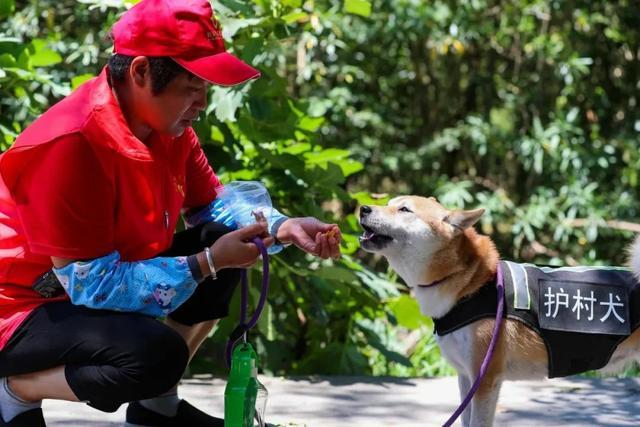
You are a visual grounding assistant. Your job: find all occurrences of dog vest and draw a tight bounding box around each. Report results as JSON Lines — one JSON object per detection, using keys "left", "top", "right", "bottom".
{"left": 433, "top": 261, "right": 640, "bottom": 378}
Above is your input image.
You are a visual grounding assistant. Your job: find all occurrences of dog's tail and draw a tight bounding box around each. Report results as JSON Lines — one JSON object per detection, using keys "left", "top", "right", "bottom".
{"left": 628, "top": 235, "right": 640, "bottom": 281}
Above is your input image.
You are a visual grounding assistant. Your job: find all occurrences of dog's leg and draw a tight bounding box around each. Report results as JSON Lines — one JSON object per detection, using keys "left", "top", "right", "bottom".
{"left": 469, "top": 378, "right": 502, "bottom": 427}
{"left": 457, "top": 374, "right": 472, "bottom": 427}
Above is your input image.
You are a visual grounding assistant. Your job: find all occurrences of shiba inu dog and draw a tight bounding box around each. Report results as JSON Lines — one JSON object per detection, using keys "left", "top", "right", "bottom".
{"left": 359, "top": 195, "right": 640, "bottom": 427}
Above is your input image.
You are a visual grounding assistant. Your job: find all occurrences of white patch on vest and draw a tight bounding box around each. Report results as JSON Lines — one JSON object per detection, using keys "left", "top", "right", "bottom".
{"left": 628, "top": 237, "right": 640, "bottom": 281}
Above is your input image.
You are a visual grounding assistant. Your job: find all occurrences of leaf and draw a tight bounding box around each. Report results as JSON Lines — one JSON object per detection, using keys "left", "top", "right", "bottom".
{"left": 239, "top": 37, "right": 263, "bottom": 64}
{"left": 355, "top": 269, "right": 400, "bottom": 299}
{"left": 338, "top": 343, "right": 370, "bottom": 373}
{"left": 256, "top": 300, "right": 275, "bottom": 340}
{"left": 343, "top": 0, "right": 371, "bottom": 17}
{"left": 356, "top": 321, "right": 412, "bottom": 366}
{"left": 350, "top": 191, "right": 390, "bottom": 206}
{"left": 220, "top": 17, "right": 263, "bottom": 40}
{"left": 489, "top": 107, "right": 515, "bottom": 134}
{"left": 71, "top": 73, "right": 94, "bottom": 90}
{"left": 282, "top": 11, "right": 307, "bottom": 24}
{"left": 281, "top": 142, "right": 311, "bottom": 155}
{"left": 388, "top": 294, "right": 432, "bottom": 330}
{"left": 259, "top": 150, "right": 307, "bottom": 177}
{"left": 297, "top": 115, "right": 324, "bottom": 132}
{"left": 313, "top": 266, "right": 359, "bottom": 283}
{"left": 0, "top": 53, "right": 16, "bottom": 68}
{"left": 334, "top": 158, "right": 364, "bottom": 177}
{"left": 210, "top": 86, "right": 245, "bottom": 122}
{"left": 313, "top": 162, "right": 345, "bottom": 187}
{"left": 215, "top": 0, "right": 255, "bottom": 15}
{"left": 31, "top": 50, "right": 62, "bottom": 67}
{"left": 304, "top": 148, "right": 351, "bottom": 164}
{"left": 0, "top": 0, "right": 15, "bottom": 19}
{"left": 281, "top": 0, "right": 302, "bottom": 7}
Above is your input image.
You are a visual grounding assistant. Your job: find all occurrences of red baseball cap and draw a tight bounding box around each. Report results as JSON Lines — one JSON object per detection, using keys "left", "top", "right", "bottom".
{"left": 111, "top": 0, "right": 260, "bottom": 86}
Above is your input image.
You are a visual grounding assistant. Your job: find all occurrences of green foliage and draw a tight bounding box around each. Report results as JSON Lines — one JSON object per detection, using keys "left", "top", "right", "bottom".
{"left": 3, "top": 0, "right": 640, "bottom": 379}
{"left": 296, "top": 0, "right": 640, "bottom": 272}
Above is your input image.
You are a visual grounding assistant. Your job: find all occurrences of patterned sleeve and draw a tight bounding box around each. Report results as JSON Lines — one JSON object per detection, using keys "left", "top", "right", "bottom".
{"left": 52, "top": 251, "right": 198, "bottom": 317}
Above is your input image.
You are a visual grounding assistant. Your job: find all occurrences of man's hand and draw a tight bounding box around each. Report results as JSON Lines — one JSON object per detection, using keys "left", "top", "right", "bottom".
{"left": 276, "top": 217, "right": 341, "bottom": 259}
{"left": 210, "top": 222, "right": 274, "bottom": 270}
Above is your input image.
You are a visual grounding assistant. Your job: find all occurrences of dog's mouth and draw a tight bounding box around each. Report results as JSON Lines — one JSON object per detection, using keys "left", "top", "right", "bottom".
{"left": 359, "top": 224, "right": 393, "bottom": 245}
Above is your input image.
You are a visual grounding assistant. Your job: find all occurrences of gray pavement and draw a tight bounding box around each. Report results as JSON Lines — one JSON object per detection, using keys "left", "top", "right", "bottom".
{"left": 43, "top": 375, "right": 640, "bottom": 426}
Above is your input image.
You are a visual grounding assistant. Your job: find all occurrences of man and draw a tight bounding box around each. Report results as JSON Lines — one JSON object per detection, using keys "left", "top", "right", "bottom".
{"left": 0, "top": 0, "right": 341, "bottom": 425}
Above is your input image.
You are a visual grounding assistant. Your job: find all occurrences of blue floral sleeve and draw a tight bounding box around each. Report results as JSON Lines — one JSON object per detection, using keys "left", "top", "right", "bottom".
{"left": 184, "top": 198, "right": 289, "bottom": 254}
{"left": 52, "top": 251, "right": 198, "bottom": 317}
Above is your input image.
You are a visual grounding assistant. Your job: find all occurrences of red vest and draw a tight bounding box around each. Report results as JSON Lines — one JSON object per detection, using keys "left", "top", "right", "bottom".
{"left": 0, "top": 67, "right": 219, "bottom": 349}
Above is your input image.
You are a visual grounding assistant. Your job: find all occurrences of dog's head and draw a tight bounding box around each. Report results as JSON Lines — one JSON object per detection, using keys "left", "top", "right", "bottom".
{"left": 359, "top": 195, "right": 484, "bottom": 284}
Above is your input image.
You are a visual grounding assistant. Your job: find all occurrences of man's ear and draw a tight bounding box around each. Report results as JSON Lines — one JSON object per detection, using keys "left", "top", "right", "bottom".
{"left": 443, "top": 208, "right": 485, "bottom": 232}
{"left": 129, "top": 56, "right": 151, "bottom": 88}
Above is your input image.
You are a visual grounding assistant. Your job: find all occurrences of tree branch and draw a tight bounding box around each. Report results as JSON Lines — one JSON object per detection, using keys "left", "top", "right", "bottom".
{"left": 566, "top": 219, "right": 640, "bottom": 233}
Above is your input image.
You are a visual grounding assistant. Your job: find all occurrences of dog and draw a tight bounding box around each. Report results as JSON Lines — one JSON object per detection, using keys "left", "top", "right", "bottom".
{"left": 359, "top": 195, "right": 640, "bottom": 427}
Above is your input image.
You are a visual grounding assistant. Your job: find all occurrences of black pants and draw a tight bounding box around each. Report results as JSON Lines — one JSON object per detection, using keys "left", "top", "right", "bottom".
{"left": 0, "top": 223, "right": 240, "bottom": 412}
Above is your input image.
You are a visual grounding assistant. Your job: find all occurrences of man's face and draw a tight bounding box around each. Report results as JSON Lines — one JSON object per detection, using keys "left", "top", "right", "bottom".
{"left": 137, "top": 71, "right": 209, "bottom": 138}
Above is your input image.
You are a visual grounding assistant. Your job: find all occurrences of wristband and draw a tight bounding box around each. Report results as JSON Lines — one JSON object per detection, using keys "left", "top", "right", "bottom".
{"left": 270, "top": 216, "right": 291, "bottom": 247}
{"left": 204, "top": 247, "right": 217, "bottom": 280}
{"left": 187, "top": 255, "right": 204, "bottom": 283}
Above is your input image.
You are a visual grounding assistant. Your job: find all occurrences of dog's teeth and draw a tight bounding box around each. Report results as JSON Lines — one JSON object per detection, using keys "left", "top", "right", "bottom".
{"left": 362, "top": 231, "right": 374, "bottom": 240}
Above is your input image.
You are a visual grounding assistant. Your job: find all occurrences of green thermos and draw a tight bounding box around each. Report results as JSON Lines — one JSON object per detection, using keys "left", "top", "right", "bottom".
{"left": 224, "top": 342, "right": 268, "bottom": 427}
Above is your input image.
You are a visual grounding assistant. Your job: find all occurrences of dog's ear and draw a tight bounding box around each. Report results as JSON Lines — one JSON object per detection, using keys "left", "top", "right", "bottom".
{"left": 443, "top": 208, "right": 485, "bottom": 232}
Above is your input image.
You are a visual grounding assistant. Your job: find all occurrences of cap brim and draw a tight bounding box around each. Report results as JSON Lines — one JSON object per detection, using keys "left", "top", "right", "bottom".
{"left": 173, "top": 52, "right": 260, "bottom": 87}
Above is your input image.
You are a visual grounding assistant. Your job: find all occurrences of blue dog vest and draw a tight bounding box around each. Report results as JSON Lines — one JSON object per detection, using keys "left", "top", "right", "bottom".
{"left": 433, "top": 261, "right": 640, "bottom": 378}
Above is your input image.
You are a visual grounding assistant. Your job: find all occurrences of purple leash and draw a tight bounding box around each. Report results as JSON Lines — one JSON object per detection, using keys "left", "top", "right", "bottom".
{"left": 442, "top": 263, "right": 505, "bottom": 427}
{"left": 225, "top": 236, "right": 270, "bottom": 368}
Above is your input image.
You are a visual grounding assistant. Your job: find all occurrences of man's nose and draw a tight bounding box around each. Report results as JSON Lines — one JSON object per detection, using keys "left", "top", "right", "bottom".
{"left": 360, "top": 205, "right": 372, "bottom": 218}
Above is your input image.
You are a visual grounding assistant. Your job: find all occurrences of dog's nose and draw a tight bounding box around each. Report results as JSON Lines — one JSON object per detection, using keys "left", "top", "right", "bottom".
{"left": 360, "top": 205, "right": 372, "bottom": 217}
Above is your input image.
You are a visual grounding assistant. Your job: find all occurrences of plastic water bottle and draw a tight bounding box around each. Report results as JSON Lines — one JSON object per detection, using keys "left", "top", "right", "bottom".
{"left": 218, "top": 181, "right": 273, "bottom": 228}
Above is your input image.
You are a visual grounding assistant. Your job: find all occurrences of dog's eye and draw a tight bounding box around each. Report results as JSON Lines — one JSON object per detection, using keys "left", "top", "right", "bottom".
{"left": 398, "top": 206, "right": 413, "bottom": 213}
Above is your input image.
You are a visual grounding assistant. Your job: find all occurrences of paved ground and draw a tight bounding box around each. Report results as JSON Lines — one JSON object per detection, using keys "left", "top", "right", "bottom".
{"left": 43, "top": 375, "right": 640, "bottom": 426}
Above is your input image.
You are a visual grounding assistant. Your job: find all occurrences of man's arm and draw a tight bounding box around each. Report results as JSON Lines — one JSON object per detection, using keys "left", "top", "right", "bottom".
{"left": 50, "top": 252, "right": 201, "bottom": 317}
{"left": 47, "top": 221, "right": 274, "bottom": 315}
{"left": 183, "top": 197, "right": 290, "bottom": 254}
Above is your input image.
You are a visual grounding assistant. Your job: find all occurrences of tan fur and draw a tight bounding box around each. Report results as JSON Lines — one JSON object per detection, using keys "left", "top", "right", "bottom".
{"left": 359, "top": 195, "right": 640, "bottom": 427}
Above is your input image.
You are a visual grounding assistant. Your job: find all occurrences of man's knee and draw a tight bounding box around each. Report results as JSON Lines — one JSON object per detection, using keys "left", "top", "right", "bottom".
{"left": 67, "top": 323, "right": 189, "bottom": 412}
{"left": 129, "top": 326, "right": 189, "bottom": 395}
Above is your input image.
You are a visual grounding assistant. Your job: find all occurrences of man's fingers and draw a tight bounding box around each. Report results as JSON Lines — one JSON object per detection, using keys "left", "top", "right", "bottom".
{"left": 262, "top": 236, "right": 275, "bottom": 248}
{"left": 317, "top": 233, "right": 330, "bottom": 259}
{"left": 322, "top": 225, "right": 342, "bottom": 244}
{"left": 236, "top": 222, "right": 268, "bottom": 238}
{"left": 333, "top": 227, "right": 342, "bottom": 243}
{"left": 330, "top": 240, "right": 341, "bottom": 259}
{"left": 292, "top": 230, "right": 317, "bottom": 255}
{"left": 242, "top": 242, "right": 261, "bottom": 257}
